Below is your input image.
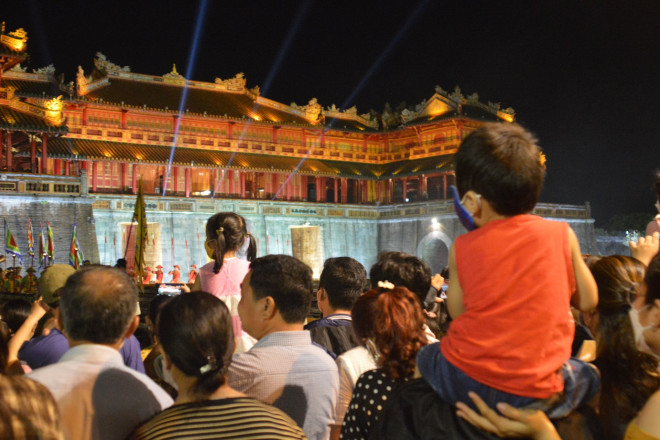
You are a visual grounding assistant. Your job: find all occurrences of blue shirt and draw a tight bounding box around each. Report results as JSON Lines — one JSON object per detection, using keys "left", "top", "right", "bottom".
{"left": 20, "top": 330, "right": 145, "bottom": 373}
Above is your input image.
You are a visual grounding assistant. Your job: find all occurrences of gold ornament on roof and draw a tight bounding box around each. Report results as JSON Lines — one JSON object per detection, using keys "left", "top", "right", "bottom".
{"left": 0, "top": 24, "right": 28, "bottom": 51}
{"left": 44, "top": 95, "right": 64, "bottom": 125}
{"left": 44, "top": 95, "right": 64, "bottom": 112}
{"left": 163, "top": 64, "right": 184, "bottom": 80}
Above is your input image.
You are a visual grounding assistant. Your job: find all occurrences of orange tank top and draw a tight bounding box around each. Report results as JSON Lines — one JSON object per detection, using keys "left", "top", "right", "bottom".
{"left": 441, "top": 215, "right": 576, "bottom": 398}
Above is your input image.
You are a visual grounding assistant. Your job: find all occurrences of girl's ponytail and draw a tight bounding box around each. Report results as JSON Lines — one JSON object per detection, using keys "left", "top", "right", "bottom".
{"left": 213, "top": 226, "right": 227, "bottom": 274}
{"left": 246, "top": 233, "right": 257, "bottom": 262}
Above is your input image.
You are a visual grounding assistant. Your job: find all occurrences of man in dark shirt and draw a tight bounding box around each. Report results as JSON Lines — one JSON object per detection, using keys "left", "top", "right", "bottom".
{"left": 304, "top": 257, "right": 368, "bottom": 358}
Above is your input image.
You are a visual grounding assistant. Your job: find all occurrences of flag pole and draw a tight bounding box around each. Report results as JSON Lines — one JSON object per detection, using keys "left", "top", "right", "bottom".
{"left": 124, "top": 222, "right": 134, "bottom": 260}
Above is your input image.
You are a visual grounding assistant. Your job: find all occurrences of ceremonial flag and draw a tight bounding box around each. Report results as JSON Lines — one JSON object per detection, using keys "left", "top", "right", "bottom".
{"left": 46, "top": 221, "right": 54, "bottom": 262}
{"left": 5, "top": 221, "right": 22, "bottom": 265}
{"left": 132, "top": 181, "right": 147, "bottom": 286}
{"left": 69, "top": 223, "right": 82, "bottom": 269}
{"left": 38, "top": 222, "right": 47, "bottom": 269}
{"left": 27, "top": 218, "right": 34, "bottom": 257}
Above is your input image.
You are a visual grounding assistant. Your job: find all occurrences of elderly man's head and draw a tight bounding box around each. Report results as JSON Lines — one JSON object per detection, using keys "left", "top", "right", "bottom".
{"left": 59, "top": 266, "right": 138, "bottom": 344}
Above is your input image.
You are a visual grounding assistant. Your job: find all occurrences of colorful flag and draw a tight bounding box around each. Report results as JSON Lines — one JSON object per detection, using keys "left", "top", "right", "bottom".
{"left": 5, "top": 221, "right": 22, "bottom": 265}
{"left": 46, "top": 221, "right": 54, "bottom": 262}
{"left": 132, "top": 181, "right": 147, "bottom": 286}
{"left": 27, "top": 218, "right": 34, "bottom": 257}
{"left": 69, "top": 223, "right": 82, "bottom": 269}
{"left": 38, "top": 222, "right": 47, "bottom": 269}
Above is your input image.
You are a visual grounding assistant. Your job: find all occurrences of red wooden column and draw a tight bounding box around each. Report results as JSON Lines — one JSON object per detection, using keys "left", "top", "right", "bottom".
{"left": 41, "top": 136, "right": 48, "bottom": 174}
{"left": 185, "top": 167, "right": 191, "bottom": 198}
{"left": 6, "top": 131, "right": 12, "bottom": 171}
{"left": 334, "top": 178, "right": 339, "bottom": 203}
{"left": 443, "top": 173, "right": 448, "bottom": 200}
{"left": 362, "top": 180, "right": 368, "bottom": 204}
{"left": 421, "top": 175, "right": 427, "bottom": 199}
{"left": 300, "top": 175, "right": 307, "bottom": 200}
{"left": 263, "top": 171, "right": 271, "bottom": 196}
{"left": 210, "top": 169, "right": 217, "bottom": 196}
{"left": 120, "top": 163, "right": 127, "bottom": 190}
{"left": 173, "top": 167, "right": 179, "bottom": 194}
{"left": 30, "top": 137, "right": 36, "bottom": 173}
{"left": 0, "top": 131, "right": 4, "bottom": 170}
{"left": 92, "top": 162, "right": 98, "bottom": 192}
{"left": 341, "top": 178, "right": 348, "bottom": 203}
{"left": 402, "top": 178, "right": 408, "bottom": 202}
{"left": 54, "top": 159, "right": 62, "bottom": 176}
{"left": 272, "top": 173, "right": 279, "bottom": 199}
{"left": 64, "top": 161, "right": 70, "bottom": 176}
{"left": 132, "top": 164, "right": 138, "bottom": 194}
{"left": 240, "top": 171, "right": 246, "bottom": 198}
{"left": 388, "top": 179, "right": 394, "bottom": 203}
{"left": 315, "top": 177, "right": 322, "bottom": 202}
{"left": 286, "top": 176, "right": 292, "bottom": 201}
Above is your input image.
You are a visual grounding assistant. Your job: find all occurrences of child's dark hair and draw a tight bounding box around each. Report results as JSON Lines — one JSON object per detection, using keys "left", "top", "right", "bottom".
{"left": 456, "top": 122, "right": 545, "bottom": 216}
{"left": 157, "top": 292, "right": 234, "bottom": 397}
{"left": 0, "top": 299, "right": 31, "bottom": 336}
{"left": 206, "top": 212, "right": 256, "bottom": 274}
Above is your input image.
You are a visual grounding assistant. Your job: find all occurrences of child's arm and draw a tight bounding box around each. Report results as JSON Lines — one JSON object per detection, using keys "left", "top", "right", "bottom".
{"left": 630, "top": 232, "right": 659, "bottom": 267}
{"left": 569, "top": 228, "right": 598, "bottom": 311}
{"left": 447, "top": 244, "right": 465, "bottom": 319}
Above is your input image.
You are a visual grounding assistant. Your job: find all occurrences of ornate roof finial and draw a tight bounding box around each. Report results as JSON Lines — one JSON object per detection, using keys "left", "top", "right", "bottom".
{"left": 163, "top": 64, "right": 184, "bottom": 80}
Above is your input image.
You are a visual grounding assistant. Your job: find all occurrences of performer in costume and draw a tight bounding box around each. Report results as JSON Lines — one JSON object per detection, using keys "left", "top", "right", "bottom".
{"left": 21, "top": 267, "right": 38, "bottom": 295}
{"left": 154, "top": 265, "right": 164, "bottom": 284}
{"left": 188, "top": 264, "right": 198, "bottom": 284}
{"left": 169, "top": 265, "right": 181, "bottom": 283}
{"left": 143, "top": 267, "right": 153, "bottom": 284}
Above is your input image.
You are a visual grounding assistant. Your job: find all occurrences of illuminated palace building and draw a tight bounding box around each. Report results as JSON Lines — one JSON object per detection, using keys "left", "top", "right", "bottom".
{"left": 0, "top": 23, "right": 595, "bottom": 275}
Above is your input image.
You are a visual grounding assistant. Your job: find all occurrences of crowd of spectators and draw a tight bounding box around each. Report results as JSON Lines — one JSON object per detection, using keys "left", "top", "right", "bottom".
{"left": 1, "top": 123, "right": 660, "bottom": 440}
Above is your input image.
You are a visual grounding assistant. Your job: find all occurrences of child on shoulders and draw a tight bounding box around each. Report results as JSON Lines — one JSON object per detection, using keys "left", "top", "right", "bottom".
{"left": 417, "top": 123, "right": 599, "bottom": 417}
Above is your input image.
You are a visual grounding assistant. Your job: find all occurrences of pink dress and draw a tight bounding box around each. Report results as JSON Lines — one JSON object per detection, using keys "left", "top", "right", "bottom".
{"left": 200, "top": 258, "right": 256, "bottom": 353}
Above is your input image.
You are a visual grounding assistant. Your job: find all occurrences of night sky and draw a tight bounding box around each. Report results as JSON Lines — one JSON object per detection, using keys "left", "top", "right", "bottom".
{"left": 4, "top": 1, "right": 660, "bottom": 226}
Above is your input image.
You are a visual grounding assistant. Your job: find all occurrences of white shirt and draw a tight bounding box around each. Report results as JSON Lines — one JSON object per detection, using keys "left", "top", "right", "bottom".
{"left": 28, "top": 344, "right": 173, "bottom": 440}
{"left": 335, "top": 346, "right": 377, "bottom": 426}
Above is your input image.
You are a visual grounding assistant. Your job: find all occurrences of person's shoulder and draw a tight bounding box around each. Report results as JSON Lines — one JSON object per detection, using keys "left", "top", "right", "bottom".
{"left": 26, "top": 361, "right": 64, "bottom": 385}
{"left": 338, "top": 345, "right": 370, "bottom": 364}
{"left": 112, "top": 364, "right": 174, "bottom": 407}
{"left": 199, "top": 261, "right": 215, "bottom": 272}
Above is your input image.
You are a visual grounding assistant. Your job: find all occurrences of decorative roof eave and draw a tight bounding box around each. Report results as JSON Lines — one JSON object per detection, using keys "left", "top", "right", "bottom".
{"left": 0, "top": 103, "right": 68, "bottom": 134}
{"left": 398, "top": 86, "right": 516, "bottom": 127}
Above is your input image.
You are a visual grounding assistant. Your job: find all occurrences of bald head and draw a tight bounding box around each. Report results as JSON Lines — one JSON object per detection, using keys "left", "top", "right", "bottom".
{"left": 60, "top": 266, "right": 138, "bottom": 344}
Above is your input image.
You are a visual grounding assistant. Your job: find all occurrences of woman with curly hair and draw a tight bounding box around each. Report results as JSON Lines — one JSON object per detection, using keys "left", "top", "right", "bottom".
{"left": 583, "top": 255, "right": 660, "bottom": 440}
{"left": 340, "top": 285, "right": 427, "bottom": 440}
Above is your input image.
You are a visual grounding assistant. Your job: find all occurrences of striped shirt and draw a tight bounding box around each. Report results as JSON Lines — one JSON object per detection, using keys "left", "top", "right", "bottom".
{"left": 129, "top": 397, "right": 306, "bottom": 440}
